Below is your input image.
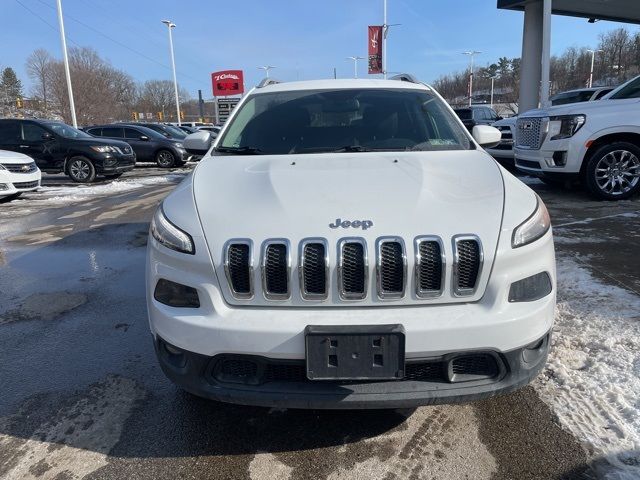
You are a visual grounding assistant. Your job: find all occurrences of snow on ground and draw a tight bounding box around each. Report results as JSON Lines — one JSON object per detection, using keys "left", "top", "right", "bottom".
{"left": 38, "top": 173, "right": 186, "bottom": 203}
{"left": 535, "top": 254, "right": 640, "bottom": 479}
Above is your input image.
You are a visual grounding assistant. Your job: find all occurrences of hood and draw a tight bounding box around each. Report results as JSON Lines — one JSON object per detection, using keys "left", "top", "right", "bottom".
{"left": 192, "top": 151, "right": 505, "bottom": 306}
{"left": 75, "top": 137, "right": 131, "bottom": 149}
{"left": 492, "top": 116, "right": 517, "bottom": 128}
{"left": 0, "top": 149, "right": 33, "bottom": 164}
{"left": 520, "top": 97, "right": 640, "bottom": 118}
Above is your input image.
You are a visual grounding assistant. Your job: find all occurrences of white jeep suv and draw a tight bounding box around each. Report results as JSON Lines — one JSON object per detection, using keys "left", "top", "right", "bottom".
{"left": 146, "top": 76, "right": 556, "bottom": 409}
{"left": 514, "top": 75, "right": 640, "bottom": 199}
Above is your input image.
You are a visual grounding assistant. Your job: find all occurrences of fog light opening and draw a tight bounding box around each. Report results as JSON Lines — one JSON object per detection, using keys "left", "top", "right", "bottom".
{"left": 154, "top": 278, "right": 200, "bottom": 308}
{"left": 522, "top": 335, "right": 548, "bottom": 365}
{"left": 509, "top": 272, "right": 552, "bottom": 302}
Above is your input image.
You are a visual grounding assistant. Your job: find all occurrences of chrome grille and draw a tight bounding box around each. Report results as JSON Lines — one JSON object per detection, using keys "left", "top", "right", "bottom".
{"left": 222, "top": 235, "right": 483, "bottom": 303}
{"left": 453, "top": 235, "right": 483, "bottom": 296}
{"left": 224, "top": 240, "right": 253, "bottom": 299}
{"left": 415, "top": 237, "right": 445, "bottom": 298}
{"left": 338, "top": 239, "right": 368, "bottom": 300}
{"left": 515, "top": 117, "right": 544, "bottom": 150}
{"left": 376, "top": 238, "right": 406, "bottom": 299}
{"left": 262, "top": 240, "right": 290, "bottom": 299}
{"left": 299, "top": 239, "right": 328, "bottom": 300}
{"left": 1, "top": 162, "right": 37, "bottom": 173}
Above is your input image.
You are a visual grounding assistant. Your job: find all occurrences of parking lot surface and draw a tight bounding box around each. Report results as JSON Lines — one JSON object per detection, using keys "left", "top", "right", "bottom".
{"left": 0, "top": 167, "right": 638, "bottom": 480}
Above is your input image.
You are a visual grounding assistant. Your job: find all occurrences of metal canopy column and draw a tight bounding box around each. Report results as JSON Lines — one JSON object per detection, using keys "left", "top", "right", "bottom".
{"left": 519, "top": 0, "right": 544, "bottom": 113}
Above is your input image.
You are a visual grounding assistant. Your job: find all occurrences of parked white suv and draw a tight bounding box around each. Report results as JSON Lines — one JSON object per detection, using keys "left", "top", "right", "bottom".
{"left": 147, "top": 76, "right": 556, "bottom": 409}
{"left": 514, "top": 75, "right": 640, "bottom": 199}
{"left": 0, "top": 150, "right": 41, "bottom": 202}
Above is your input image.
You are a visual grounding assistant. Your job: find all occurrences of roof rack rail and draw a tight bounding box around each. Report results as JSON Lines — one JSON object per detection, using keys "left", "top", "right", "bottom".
{"left": 389, "top": 73, "right": 421, "bottom": 84}
{"left": 257, "top": 78, "right": 283, "bottom": 88}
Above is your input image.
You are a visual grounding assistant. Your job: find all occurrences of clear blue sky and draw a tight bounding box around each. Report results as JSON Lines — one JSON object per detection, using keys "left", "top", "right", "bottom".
{"left": 2, "top": 0, "right": 636, "bottom": 98}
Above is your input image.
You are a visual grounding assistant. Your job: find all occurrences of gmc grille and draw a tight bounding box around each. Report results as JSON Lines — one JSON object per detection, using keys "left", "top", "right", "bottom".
{"left": 453, "top": 236, "right": 483, "bottom": 296}
{"left": 515, "top": 117, "right": 545, "bottom": 150}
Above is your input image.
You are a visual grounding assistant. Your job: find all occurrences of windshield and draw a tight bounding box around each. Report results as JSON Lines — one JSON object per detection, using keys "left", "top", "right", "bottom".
{"left": 550, "top": 90, "right": 595, "bottom": 106}
{"left": 44, "top": 122, "right": 92, "bottom": 139}
{"left": 608, "top": 76, "right": 640, "bottom": 100}
{"left": 218, "top": 88, "right": 471, "bottom": 154}
{"left": 454, "top": 109, "right": 472, "bottom": 120}
{"left": 162, "top": 125, "right": 187, "bottom": 138}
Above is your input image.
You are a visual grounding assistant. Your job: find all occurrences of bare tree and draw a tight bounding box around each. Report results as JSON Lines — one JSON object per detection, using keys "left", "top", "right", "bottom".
{"left": 136, "top": 80, "right": 190, "bottom": 121}
{"left": 25, "top": 49, "right": 53, "bottom": 111}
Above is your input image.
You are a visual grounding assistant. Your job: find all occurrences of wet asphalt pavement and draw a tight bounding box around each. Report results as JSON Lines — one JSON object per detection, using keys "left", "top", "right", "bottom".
{"left": 0, "top": 165, "right": 638, "bottom": 479}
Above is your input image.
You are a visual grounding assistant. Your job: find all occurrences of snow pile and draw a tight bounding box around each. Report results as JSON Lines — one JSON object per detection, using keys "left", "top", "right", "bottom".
{"left": 536, "top": 255, "right": 640, "bottom": 479}
{"left": 39, "top": 174, "right": 185, "bottom": 203}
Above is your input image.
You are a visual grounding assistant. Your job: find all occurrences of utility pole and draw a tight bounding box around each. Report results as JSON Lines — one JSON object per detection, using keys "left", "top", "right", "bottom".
{"left": 56, "top": 0, "right": 77, "bottom": 127}
{"left": 333, "top": 67, "right": 337, "bottom": 79}
{"left": 198, "top": 89, "right": 205, "bottom": 122}
{"left": 162, "top": 20, "right": 181, "bottom": 125}
{"left": 257, "top": 66, "right": 276, "bottom": 78}
{"left": 462, "top": 51, "right": 481, "bottom": 107}
{"left": 490, "top": 76, "right": 496, "bottom": 109}
{"left": 587, "top": 49, "right": 602, "bottom": 88}
{"left": 346, "top": 56, "right": 365, "bottom": 78}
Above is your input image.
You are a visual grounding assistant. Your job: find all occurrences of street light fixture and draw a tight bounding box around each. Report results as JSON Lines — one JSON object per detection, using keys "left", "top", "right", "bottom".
{"left": 161, "top": 20, "right": 181, "bottom": 125}
{"left": 587, "top": 49, "right": 603, "bottom": 88}
{"left": 258, "top": 66, "right": 276, "bottom": 78}
{"left": 346, "top": 56, "right": 365, "bottom": 79}
{"left": 462, "top": 51, "right": 481, "bottom": 107}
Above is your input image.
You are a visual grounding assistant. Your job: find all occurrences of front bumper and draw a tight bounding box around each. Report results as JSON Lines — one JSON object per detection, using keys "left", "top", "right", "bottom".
{"left": 96, "top": 154, "right": 136, "bottom": 174}
{"left": 154, "top": 331, "right": 550, "bottom": 409}
{"left": 0, "top": 169, "right": 41, "bottom": 196}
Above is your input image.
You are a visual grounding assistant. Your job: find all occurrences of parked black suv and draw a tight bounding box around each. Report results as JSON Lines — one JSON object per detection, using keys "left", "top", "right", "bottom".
{"left": 84, "top": 124, "right": 188, "bottom": 168}
{"left": 0, "top": 119, "right": 135, "bottom": 182}
{"left": 124, "top": 122, "right": 186, "bottom": 140}
{"left": 453, "top": 106, "right": 502, "bottom": 132}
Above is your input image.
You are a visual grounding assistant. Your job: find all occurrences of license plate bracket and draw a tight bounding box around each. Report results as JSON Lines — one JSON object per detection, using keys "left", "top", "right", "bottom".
{"left": 305, "top": 325, "right": 405, "bottom": 380}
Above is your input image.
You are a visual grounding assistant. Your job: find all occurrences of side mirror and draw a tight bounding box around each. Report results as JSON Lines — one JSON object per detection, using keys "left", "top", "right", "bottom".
{"left": 139, "top": 135, "right": 149, "bottom": 141}
{"left": 184, "top": 131, "right": 212, "bottom": 155}
{"left": 472, "top": 125, "right": 502, "bottom": 148}
{"left": 496, "top": 116, "right": 504, "bottom": 121}
{"left": 41, "top": 132, "right": 53, "bottom": 140}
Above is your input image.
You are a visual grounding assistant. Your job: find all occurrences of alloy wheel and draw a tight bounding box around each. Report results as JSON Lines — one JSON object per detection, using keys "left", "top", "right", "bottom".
{"left": 157, "top": 151, "right": 174, "bottom": 167}
{"left": 594, "top": 149, "right": 640, "bottom": 196}
{"left": 70, "top": 160, "right": 90, "bottom": 180}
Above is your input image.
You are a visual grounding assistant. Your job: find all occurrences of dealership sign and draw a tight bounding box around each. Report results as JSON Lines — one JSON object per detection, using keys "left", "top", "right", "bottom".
{"left": 212, "top": 70, "right": 244, "bottom": 97}
{"left": 368, "top": 26, "right": 383, "bottom": 74}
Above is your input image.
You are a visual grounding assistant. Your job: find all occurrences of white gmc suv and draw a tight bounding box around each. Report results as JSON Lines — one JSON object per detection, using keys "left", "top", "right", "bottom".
{"left": 515, "top": 75, "right": 640, "bottom": 200}
{"left": 146, "top": 76, "right": 556, "bottom": 409}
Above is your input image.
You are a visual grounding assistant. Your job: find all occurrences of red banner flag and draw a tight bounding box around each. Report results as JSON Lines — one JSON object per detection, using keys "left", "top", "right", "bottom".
{"left": 211, "top": 70, "right": 244, "bottom": 97}
{"left": 368, "top": 26, "right": 383, "bottom": 74}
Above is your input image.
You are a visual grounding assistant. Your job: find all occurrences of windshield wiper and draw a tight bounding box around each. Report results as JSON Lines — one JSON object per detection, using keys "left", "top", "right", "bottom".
{"left": 215, "top": 146, "right": 265, "bottom": 155}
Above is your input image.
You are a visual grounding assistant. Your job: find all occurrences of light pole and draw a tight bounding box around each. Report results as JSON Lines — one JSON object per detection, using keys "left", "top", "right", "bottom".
{"left": 346, "top": 56, "right": 365, "bottom": 78}
{"left": 587, "top": 49, "right": 603, "bottom": 88}
{"left": 56, "top": 0, "right": 77, "bottom": 127}
{"left": 258, "top": 66, "right": 276, "bottom": 78}
{"left": 161, "top": 20, "right": 181, "bottom": 125}
{"left": 462, "top": 51, "right": 481, "bottom": 107}
{"left": 490, "top": 76, "right": 497, "bottom": 109}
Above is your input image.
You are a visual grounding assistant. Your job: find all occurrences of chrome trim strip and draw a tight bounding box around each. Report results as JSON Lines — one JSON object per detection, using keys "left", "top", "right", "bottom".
{"left": 298, "top": 238, "right": 329, "bottom": 301}
{"left": 223, "top": 239, "right": 254, "bottom": 300}
{"left": 337, "top": 237, "right": 368, "bottom": 301}
{"left": 451, "top": 234, "right": 483, "bottom": 297}
{"left": 376, "top": 236, "right": 407, "bottom": 300}
{"left": 261, "top": 238, "right": 291, "bottom": 300}
{"left": 414, "top": 236, "right": 445, "bottom": 299}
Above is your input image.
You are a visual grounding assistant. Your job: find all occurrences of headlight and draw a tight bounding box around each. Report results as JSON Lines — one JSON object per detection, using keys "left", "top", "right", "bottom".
{"left": 174, "top": 142, "right": 184, "bottom": 149}
{"left": 547, "top": 115, "right": 585, "bottom": 140}
{"left": 512, "top": 195, "right": 551, "bottom": 248}
{"left": 150, "top": 206, "right": 194, "bottom": 254}
{"left": 90, "top": 145, "right": 117, "bottom": 153}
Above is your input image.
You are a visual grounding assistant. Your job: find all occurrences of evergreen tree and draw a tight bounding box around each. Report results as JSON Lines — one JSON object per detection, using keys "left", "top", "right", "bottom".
{"left": 1, "top": 67, "right": 24, "bottom": 101}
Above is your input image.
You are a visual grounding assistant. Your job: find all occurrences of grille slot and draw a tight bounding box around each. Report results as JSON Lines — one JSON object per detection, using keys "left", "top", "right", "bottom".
{"left": 515, "top": 117, "right": 544, "bottom": 149}
{"left": 12, "top": 180, "right": 39, "bottom": 189}
{"left": 224, "top": 241, "right": 253, "bottom": 299}
{"left": 262, "top": 241, "right": 290, "bottom": 299}
{"left": 415, "top": 237, "right": 444, "bottom": 298}
{"left": 338, "top": 239, "right": 368, "bottom": 300}
{"left": 299, "top": 240, "right": 328, "bottom": 300}
{"left": 376, "top": 238, "right": 406, "bottom": 299}
{"left": 453, "top": 236, "right": 482, "bottom": 296}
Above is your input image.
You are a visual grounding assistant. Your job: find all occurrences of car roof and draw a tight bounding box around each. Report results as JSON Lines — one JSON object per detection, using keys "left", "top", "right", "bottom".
{"left": 253, "top": 78, "right": 432, "bottom": 94}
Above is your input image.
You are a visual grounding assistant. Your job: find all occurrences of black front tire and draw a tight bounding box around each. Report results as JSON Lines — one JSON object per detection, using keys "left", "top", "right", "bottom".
{"left": 155, "top": 150, "right": 176, "bottom": 168}
{"left": 67, "top": 157, "right": 96, "bottom": 183}
{"left": 585, "top": 142, "right": 640, "bottom": 200}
